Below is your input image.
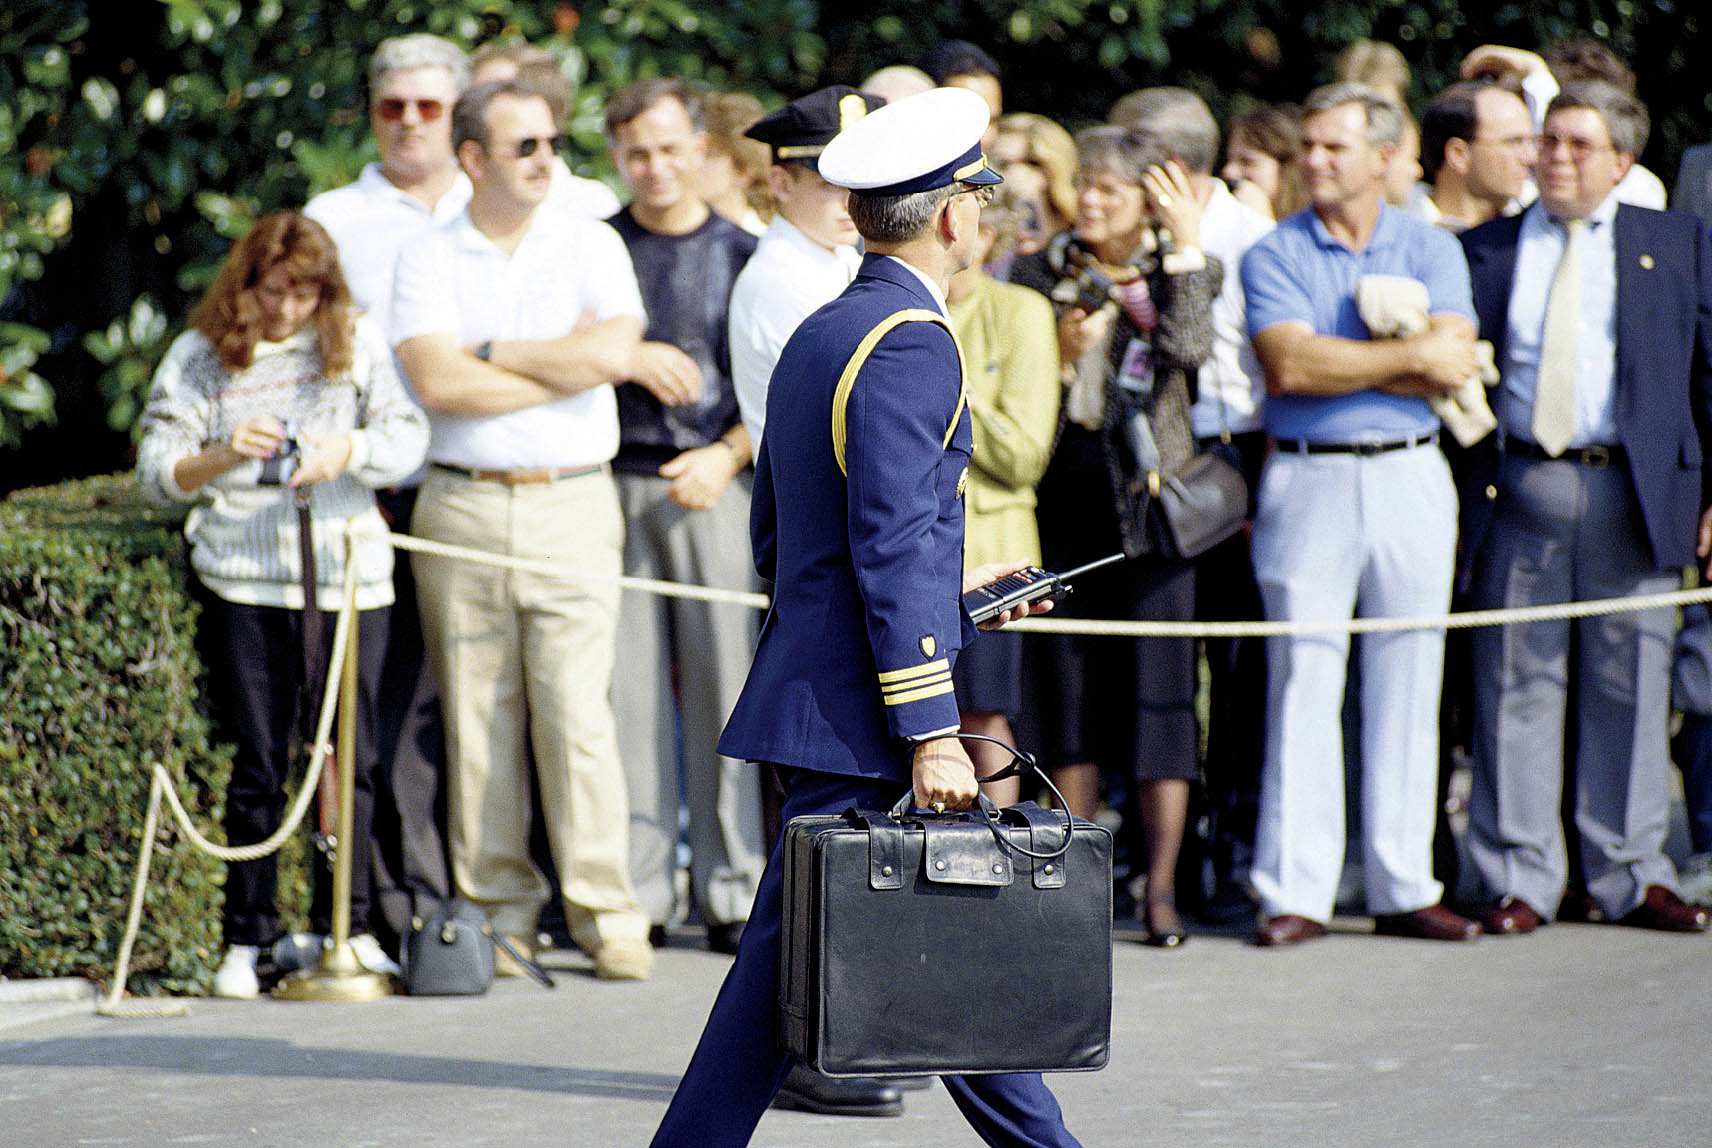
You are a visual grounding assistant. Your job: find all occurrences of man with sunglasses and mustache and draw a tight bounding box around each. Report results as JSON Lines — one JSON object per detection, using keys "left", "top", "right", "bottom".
{"left": 392, "top": 80, "right": 657, "bottom": 982}
{"left": 305, "top": 33, "right": 472, "bottom": 969}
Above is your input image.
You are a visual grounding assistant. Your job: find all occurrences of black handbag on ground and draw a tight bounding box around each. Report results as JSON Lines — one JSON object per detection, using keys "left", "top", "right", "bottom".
{"left": 401, "top": 899, "right": 554, "bottom": 996}
{"left": 779, "top": 738, "right": 1113, "bottom": 1077}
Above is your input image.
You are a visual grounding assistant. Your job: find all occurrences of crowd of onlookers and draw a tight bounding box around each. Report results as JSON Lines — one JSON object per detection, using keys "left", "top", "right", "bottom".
{"left": 132, "top": 27, "right": 1712, "bottom": 1003}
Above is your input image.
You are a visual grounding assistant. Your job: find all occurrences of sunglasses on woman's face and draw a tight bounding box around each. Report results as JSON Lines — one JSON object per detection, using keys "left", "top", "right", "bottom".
{"left": 375, "top": 97, "right": 446, "bottom": 122}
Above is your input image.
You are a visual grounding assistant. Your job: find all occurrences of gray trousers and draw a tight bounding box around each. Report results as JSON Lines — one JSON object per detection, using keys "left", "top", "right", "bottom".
{"left": 1468, "top": 455, "right": 1681, "bottom": 920}
{"left": 613, "top": 470, "right": 765, "bottom": 928}
{"left": 1250, "top": 445, "right": 1455, "bottom": 921}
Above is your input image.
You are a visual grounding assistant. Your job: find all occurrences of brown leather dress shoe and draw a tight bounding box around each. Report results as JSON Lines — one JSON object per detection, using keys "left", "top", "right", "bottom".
{"left": 1617, "top": 886, "right": 1711, "bottom": 933}
{"left": 1255, "top": 914, "right": 1328, "bottom": 947}
{"left": 1372, "top": 903, "right": 1481, "bottom": 941}
{"left": 1477, "top": 896, "right": 1543, "bottom": 936}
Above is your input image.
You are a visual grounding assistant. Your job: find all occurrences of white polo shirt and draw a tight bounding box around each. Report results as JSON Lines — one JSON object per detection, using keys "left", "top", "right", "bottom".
{"left": 729, "top": 215, "right": 862, "bottom": 457}
{"left": 391, "top": 207, "right": 647, "bottom": 470}
{"left": 304, "top": 163, "right": 473, "bottom": 340}
{"left": 1193, "top": 178, "right": 1275, "bottom": 439}
{"left": 549, "top": 159, "right": 622, "bottom": 222}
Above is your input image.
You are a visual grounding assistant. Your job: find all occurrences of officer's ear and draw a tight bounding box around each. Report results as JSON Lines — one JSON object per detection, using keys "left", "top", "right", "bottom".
{"left": 937, "top": 189, "right": 965, "bottom": 248}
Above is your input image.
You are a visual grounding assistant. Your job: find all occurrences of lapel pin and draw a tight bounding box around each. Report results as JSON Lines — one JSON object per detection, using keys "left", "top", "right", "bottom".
{"left": 1640, "top": 254, "right": 1656, "bottom": 270}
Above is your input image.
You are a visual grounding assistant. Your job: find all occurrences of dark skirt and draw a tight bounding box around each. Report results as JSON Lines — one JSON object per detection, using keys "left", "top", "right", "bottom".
{"left": 953, "top": 628, "right": 1024, "bottom": 717}
{"left": 1022, "top": 424, "right": 1199, "bottom": 781}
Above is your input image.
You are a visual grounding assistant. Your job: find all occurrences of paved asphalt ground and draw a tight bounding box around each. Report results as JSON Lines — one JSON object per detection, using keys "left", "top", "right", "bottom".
{"left": 2, "top": 911, "right": 1708, "bottom": 1148}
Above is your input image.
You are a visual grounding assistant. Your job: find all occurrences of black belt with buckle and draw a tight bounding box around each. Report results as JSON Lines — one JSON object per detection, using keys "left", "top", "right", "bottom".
{"left": 1276, "top": 432, "right": 1439, "bottom": 456}
{"left": 1505, "top": 439, "right": 1623, "bottom": 467}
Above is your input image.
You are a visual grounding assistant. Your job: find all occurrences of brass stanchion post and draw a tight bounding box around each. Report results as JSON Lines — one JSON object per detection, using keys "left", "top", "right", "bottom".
{"left": 277, "top": 536, "right": 391, "bottom": 1002}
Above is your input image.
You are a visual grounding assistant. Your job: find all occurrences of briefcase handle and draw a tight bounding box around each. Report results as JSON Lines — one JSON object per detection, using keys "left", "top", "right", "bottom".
{"left": 888, "top": 733, "right": 1074, "bottom": 862}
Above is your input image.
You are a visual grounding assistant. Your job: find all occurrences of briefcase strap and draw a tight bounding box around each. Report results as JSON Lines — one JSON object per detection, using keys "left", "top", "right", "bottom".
{"left": 885, "top": 733, "right": 1074, "bottom": 861}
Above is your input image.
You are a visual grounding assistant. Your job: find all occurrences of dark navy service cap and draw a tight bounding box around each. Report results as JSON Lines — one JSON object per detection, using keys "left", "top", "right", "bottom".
{"left": 743, "top": 85, "right": 888, "bottom": 168}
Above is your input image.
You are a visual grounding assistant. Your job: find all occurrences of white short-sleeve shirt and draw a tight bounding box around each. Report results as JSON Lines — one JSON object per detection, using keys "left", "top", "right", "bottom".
{"left": 304, "top": 163, "right": 473, "bottom": 342}
{"left": 391, "top": 207, "right": 647, "bottom": 469}
{"left": 728, "top": 215, "right": 862, "bottom": 458}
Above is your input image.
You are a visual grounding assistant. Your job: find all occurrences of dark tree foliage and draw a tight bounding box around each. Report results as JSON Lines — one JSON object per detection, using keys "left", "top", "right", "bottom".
{"left": 1, "top": 1, "right": 1703, "bottom": 487}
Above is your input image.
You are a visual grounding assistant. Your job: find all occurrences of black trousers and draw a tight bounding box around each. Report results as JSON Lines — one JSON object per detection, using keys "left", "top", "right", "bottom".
{"left": 1194, "top": 431, "right": 1268, "bottom": 879}
{"left": 196, "top": 588, "right": 388, "bottom": 946}
{"left": 367, "top": 487, "right": 453, "bottom": 952}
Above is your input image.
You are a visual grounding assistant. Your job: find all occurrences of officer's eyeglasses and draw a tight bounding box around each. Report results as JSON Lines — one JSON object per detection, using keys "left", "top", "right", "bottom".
{"left": 953, "top": 183, "right": 997, "bottom": 207}
{"left": 375, "top": 98, "right": 446, "bottom": 122}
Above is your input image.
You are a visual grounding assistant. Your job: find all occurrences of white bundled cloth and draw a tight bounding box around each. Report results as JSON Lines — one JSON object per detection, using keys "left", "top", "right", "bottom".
{"left": 1356, "top": 275, "right": 1498, "bottom": 447}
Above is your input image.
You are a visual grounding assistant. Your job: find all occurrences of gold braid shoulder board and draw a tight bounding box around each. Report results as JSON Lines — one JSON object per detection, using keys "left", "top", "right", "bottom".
{"left": 831, "top": 310, "right": 968, "bottom": 476}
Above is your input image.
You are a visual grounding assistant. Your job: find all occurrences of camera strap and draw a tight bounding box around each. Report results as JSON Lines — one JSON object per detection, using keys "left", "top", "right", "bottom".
{"left": 293, "top": 487, "right": 338, "bottom": 848}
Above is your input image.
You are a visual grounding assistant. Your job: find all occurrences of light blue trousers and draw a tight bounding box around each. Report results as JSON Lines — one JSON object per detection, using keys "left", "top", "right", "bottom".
{"left": 1250, "top": 445, "right": 1455, "bottom": 921}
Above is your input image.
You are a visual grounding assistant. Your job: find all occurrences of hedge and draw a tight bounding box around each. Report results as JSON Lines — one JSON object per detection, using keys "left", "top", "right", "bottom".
{"left": 0, "top": 471, "right": 310, "bottom": 995}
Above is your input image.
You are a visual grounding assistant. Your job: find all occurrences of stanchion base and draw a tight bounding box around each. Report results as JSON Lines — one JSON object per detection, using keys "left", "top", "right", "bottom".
{"left": 272, "top": 943, "right": 393, "bottom": 1002}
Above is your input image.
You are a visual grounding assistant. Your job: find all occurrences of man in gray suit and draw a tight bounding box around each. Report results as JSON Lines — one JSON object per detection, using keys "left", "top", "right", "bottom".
{"left": 1459, "top": 82, "right": 1712, "bottom": 936}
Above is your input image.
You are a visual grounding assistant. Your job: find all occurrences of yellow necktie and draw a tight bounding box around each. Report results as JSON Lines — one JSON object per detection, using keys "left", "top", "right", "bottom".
{"left": 1531, "top": 218, "right": 1586, "bottom": 456}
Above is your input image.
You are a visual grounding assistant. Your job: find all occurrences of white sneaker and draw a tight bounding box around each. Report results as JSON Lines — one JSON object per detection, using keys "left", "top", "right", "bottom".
{"left": 212, "top": 945, "right": 261, "bottom": 999}
{"left": 347, "top": 933, "right": 401, "bottom": 977}
{"left": 1679, "top": 853, "right": 1712, "bottom": 907}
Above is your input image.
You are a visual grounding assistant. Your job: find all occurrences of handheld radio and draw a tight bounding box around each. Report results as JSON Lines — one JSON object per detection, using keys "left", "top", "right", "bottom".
{"left": 961, "top": 553, "right": 1127, "bottom": 625}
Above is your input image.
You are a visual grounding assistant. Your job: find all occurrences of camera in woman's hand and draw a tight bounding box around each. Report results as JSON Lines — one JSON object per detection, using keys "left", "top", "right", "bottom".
{"left": 257, "top": 423, "right": 301, "bottom": 486}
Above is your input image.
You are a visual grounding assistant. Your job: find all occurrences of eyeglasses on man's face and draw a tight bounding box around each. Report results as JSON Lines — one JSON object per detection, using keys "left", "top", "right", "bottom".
{"left": 488, "top": 135, "right": 565, "bottom": 159}
{"left": 375, "top": 97, "right": 446, "bottom": 123}
{"left": 1536, "top": 133, "right": 1615, "bottom": 162}
{"left": 953, "top": 183, "right": 997, "bottom": 207}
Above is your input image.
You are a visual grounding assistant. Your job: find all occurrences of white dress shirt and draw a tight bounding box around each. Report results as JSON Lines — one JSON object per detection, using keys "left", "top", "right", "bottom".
{"left": 729, "top": 215, "right": 863, "bottom": 457}
{"left": 1501, "top": 194, "right": 1621, "bottom": 447}
{"left": 391, "top": 208, "right": 647, "bottom": 469}
{"left": 304, "top": 163, "right": 473, "bottom": 341}
{"left": 1192, "top": 178, "right": 1275, "bottom": 439}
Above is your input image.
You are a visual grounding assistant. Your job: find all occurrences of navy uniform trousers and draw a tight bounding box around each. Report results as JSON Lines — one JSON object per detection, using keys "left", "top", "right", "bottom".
{"left": 651, "top": 764, "right": 1082, "bottom": 1148}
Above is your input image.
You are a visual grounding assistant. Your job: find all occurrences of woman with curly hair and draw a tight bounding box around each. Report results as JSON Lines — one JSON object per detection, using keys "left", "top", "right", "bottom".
{"left": 137, "top": 210, "right": 428, "bottom": 997}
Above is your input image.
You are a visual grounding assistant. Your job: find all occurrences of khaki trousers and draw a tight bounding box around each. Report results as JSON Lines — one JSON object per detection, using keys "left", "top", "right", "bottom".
{"left": 412, "top": 466, "right": 647, "bottom": 948}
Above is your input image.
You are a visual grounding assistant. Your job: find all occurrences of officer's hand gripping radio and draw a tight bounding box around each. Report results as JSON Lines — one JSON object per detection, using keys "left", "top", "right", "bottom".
{"left": 961, "top": 552, "right": 1127, "bottom": 626}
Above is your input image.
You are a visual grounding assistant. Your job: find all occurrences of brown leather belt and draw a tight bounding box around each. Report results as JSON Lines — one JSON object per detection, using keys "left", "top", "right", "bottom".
{"left": 431, "top": 462, "right": 604, "bottom": 485}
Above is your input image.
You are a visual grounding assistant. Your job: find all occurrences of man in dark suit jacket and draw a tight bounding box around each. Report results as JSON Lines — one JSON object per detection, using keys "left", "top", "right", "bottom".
{"left": 1458, "top": 80, "right": 1712, "bottom": 937}
{"left": 650, "top": 88, "right": 1079, "bottom": 1147}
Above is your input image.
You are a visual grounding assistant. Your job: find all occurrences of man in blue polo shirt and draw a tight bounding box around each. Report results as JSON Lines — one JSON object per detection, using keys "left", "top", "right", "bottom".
{"left": 1240, "top": 82, "right": 1484, "bottom": 948}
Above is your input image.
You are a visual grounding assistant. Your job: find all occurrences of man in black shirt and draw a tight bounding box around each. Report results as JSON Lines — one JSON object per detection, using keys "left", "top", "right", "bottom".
{"left": 605, "top": 78, "right": 765, "bottom": 958}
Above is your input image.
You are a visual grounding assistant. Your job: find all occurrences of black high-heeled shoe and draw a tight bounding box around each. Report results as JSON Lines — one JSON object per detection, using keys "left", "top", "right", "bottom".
{"left": 1142, "top": 900, "right": 1189, "bottom": 949}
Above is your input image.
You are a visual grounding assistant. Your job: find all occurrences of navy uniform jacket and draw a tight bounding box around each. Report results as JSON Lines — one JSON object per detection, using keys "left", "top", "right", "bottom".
{"left": 718, "top": 254, "right": 976, "bottom": 782}
{"left": 1457, "top": 205, "right": 1712, "bottom": 583}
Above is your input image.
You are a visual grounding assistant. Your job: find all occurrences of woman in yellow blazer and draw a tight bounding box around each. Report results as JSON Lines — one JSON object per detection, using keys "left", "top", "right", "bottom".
{"left": 947, "top": 187, "right": 1062, "bottom": 801}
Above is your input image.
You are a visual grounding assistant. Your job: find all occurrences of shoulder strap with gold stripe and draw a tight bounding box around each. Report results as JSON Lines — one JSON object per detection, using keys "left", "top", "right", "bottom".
{"left": 831, "top": 309, "right": 968, "bottom": 476}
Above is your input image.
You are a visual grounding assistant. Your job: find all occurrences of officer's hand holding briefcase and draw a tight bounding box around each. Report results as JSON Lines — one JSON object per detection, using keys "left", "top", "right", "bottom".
{"left": 780, "top": 735, "right": 1114, "bottom": 1078}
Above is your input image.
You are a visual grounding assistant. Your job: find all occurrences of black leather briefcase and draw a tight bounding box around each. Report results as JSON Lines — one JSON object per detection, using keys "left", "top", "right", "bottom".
{"left": 780, "top": 789, "right": 1112, "bottom": 1077}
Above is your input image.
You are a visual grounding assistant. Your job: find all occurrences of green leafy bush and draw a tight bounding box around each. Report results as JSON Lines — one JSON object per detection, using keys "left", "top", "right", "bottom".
{"left": 0, "top": 471, "right": 311, "bottom": 995}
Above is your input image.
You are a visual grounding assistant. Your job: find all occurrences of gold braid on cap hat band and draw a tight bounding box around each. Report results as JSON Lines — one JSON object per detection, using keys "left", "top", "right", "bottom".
{"left": 775, "top": 144, "right": 826, "bottom": 159}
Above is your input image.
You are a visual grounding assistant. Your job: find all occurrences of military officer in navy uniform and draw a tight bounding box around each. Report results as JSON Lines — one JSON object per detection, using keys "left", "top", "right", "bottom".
{"left": 650, "top": 88, "right": 1082, "bottom": 1148}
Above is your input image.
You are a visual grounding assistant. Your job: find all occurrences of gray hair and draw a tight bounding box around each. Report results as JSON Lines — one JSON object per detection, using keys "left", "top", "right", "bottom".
{"left": 369, "top": 33, "right": 470, "bottom": 94}
{"left": 452, "top": 80, "right": 543, "bottom": 153}
{"left": 1301, "top": 82, "right": 1404, "bottom": 148}
{"left": 1107, "top": 88, "right": 1220, "bottom": 174}
{"left": 1548, "top": 79, "right": 1650, "bottom": 157}
{"left": 849, "top": 186, "right": 957, "bottom": 244}
{"left": 1074, "top": 125, "right": 1171, "bottom": 188}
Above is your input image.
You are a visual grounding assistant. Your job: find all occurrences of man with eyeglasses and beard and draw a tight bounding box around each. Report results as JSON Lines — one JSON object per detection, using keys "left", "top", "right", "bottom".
{"left": 304, "top": 33, "right": 472, "bottom": 969}
{"left": 391, "top": 80, "right": 657, "bottom": 982}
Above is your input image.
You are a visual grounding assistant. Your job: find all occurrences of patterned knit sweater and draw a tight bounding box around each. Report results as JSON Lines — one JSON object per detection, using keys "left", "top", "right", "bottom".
{"left": 136, "top": 315, "right": 429, "bottom": 610}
